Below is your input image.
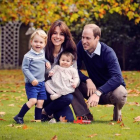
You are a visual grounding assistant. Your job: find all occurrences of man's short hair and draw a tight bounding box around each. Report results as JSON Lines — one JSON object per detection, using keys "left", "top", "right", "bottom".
{"left": 84, "top": 24, "right": 101, "bottom": 38}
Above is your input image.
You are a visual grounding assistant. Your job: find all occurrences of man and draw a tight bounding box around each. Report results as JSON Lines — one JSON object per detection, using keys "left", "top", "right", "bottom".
{"left": 72, "top": 24, "right": 127, "bottom": 121}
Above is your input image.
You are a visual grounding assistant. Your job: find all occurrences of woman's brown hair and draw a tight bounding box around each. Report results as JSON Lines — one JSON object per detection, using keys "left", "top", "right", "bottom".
{"left": 45, "top": 20, "right": 77, "bottom": 63}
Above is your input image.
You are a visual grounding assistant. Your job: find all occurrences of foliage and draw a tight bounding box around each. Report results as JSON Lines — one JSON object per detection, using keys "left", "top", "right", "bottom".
{"left": 98, "top": 13, "right": 140, "bottom": 70}
{"left": 0, "top": 0, "right": 140, "bottom": 31}
{"left": 0, "top": 70, "right": 140, "bottom": 139}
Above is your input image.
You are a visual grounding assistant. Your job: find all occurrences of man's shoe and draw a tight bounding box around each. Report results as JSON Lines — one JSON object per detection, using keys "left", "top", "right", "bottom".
{"left": 82, "top": 113, "right": 94, "bottom": 121}
{"left": 13, "top": 115, "right": 24, "bottom": 124}
{"left": 113, "top": 105, "right": 122, "bottom": 121}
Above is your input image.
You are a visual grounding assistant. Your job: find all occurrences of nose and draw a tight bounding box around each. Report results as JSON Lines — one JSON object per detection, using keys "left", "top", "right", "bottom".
{"left": 56, "top": 33, "right": 60, "bottom": 38}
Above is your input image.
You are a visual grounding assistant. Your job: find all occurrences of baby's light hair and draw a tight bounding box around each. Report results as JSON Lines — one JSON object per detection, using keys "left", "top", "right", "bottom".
{"left": 30, "top": 29, "right": 48, "bottom": 44}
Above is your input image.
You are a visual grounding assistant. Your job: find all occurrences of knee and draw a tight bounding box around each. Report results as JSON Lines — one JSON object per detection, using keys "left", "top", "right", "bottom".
{"left": 65, "top": 94, "right": 73, "bottom": 103}
{"left": 113, "top": 88, "right": 127, "bottom": 106}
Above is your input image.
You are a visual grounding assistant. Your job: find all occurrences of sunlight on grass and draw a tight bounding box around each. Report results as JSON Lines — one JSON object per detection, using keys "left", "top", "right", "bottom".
{"left": 0, "top": 70, "right": 140, "bottom": 140}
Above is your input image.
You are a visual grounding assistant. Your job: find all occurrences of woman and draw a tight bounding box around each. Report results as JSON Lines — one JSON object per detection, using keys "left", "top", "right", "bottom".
{"left": 42, "top": 20, "right": 77, "bottom": 122}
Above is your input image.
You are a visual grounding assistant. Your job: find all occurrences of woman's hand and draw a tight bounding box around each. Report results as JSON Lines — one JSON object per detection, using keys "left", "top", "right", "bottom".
{"left": 86, "top": 79, "right": 96, "bottom": 97}
{"left": 46, "top": 62, "right": 51, "bottom": 69}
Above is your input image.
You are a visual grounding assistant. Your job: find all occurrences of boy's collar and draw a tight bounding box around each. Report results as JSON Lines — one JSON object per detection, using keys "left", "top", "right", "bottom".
{"left": 31, "top": 48, "right": 44, "bottom": 54}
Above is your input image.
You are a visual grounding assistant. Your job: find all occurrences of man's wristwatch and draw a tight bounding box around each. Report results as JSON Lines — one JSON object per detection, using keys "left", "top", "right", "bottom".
{"left": 94, "top": 90, "right": 102, "bottom": 97}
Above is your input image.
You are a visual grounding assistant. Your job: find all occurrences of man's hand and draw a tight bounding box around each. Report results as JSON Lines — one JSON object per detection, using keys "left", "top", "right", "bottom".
{"left": 86, "top": 79, "right": 96, "bottom": 96}
{"left": 46, "top": 62, "right": 51, "bottom": 69}
{"left": 31, "top": 79, "right": 38, "bottom": 86}
{"left": 87, "top": 93, "right": 99, "bottom": 107}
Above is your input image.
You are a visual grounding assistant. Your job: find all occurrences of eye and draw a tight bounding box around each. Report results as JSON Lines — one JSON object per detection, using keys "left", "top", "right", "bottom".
{"left": 87, "top": 37, "right": 90, "bottom": 40}
{"left": 60, "top": 32, "right": 64, "bottom": 36}
{"left": 53, "top": 31, "right": 57, "bottom": 34}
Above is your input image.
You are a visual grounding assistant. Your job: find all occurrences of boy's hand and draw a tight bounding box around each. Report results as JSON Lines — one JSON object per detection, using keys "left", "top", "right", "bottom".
{"left": 31, "top": 79, "right": 38, "bottom": 86}
{"left": 46, "top": 62, "right": 51, "bottom": 69}
{"left": 48, "top": 71, "right": 54, "bottom": 77}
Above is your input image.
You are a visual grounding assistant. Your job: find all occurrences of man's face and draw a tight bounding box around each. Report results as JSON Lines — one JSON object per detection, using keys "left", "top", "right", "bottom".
{"left": 82, "top": 28, "right": 99, "bottom": 54}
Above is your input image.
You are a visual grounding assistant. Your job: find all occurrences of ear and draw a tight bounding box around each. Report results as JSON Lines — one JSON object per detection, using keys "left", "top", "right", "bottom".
{"left": 30, "top": 40, "right": 32, "bottom": 45}
{"left": 96, "top": 36, "right": 100, "bottom": 41}
{"left": 71, "top": 61, "right": 74, "bottom": 65}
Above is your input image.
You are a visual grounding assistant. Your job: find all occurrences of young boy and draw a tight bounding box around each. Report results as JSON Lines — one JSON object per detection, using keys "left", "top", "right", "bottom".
{"left": 14, "top": 29, "right": 51, "bottom": 124}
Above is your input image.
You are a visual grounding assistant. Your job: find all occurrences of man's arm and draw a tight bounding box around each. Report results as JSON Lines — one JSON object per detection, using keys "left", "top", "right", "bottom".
{"left": 98, "top": 49, "right": 124, "bottom": 94}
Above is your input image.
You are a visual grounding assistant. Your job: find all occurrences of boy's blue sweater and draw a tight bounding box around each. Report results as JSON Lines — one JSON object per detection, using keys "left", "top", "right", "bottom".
{"left": 77, "top": 41, "right": 126, "bottom": 94}
{"left": 22, "top": 49, "right": 48, "bottom": 83}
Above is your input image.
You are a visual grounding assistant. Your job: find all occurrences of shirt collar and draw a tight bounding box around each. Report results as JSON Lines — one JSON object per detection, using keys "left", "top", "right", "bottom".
{"left": 85, "top": 42, "right": 101, "bottom": 58}
{"left": 54, "top": 47, "right": 63, "bottom": 63}
{"left": 31, "top": 48, "right": 44, "bottom": 54}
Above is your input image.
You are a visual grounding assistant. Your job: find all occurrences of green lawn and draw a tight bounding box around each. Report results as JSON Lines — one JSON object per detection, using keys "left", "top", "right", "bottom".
{"left": 0, "top": 70, "right": 140, "bottom": 140}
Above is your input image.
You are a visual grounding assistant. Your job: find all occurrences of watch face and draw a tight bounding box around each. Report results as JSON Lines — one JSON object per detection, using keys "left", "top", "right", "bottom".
{"left": 96, "top": 91, "right": 101, "bottom": 96}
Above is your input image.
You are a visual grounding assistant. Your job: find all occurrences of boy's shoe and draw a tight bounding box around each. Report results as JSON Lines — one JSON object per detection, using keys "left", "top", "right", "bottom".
{"left": 13, "top": 115, "right": 24, "bottom": 124}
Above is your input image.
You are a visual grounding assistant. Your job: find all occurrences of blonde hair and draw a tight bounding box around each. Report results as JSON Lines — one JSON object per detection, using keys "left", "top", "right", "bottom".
{"left": 30, "top": 29, "right": 48, "bottom": 44}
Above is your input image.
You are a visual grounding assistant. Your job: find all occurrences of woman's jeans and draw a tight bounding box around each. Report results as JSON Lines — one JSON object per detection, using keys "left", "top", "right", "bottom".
{"left": 43, "top": 92, "right": 74, "bottom": 122}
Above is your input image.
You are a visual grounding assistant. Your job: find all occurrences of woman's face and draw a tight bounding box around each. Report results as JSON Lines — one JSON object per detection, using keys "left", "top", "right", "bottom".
{"left": 51, "top": 26, "right": 65, "bottom": 48}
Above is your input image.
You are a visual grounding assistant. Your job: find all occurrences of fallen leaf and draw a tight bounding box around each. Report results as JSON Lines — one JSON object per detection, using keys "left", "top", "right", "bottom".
{"left": 22, "top": 125, "right": 28, "bottom": 129}
{"left": 100, "top": 115, "right": 107, "bottom": 118}
{"left": 59, "top": 116, "right": 67, "bottom": 123}
{"left": 88, "top": 134, "right": 97, "bottom": 137}
{"left": 117, "top": 120, "right": 121, "bottom": 124}
{"left": 31, "top": 120, "right": 41, "bottom": 122}
{"left": 115, "top": 134, "right": 121, "bottom": 136}
{"left": 104, "top": 105, "right": 113, "bottom": 107}
{"left": 109, "top": 122, "right": 115, "bottom": 125}
{"left": 0, "top": 118, "right": 6, "bottom": 121}
{"left": 7, "top": 124, "right": 14, "bottom": 127}
{"left": 122, "top": 127, "right": 130, "bottom": 129}
{"left": 15, "top": 125, "right": 23, "bottom": 128}
{"left": 134, "top": 116, "right": 140, "bottom": 122}
{"left": 120, "top": 123, "right": 125, "bottom": 127}
{"left": 8, "top": 104, "right": 14, "bottom": 107}
{"left": 0, "top": 112, "right": 6, "bottom": 117}
{"left": 51, "top": 135, "right": 57, "bottom": 140}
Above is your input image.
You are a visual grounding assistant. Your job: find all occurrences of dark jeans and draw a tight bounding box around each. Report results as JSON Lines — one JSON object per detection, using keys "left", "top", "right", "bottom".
{"left": 43, "top": 92, "right": 74, "bottom": 122}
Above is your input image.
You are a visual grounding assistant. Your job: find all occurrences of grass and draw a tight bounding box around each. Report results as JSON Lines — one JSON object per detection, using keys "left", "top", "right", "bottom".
{"left": 0, "top": 70, "right": 140, "bottom": 140}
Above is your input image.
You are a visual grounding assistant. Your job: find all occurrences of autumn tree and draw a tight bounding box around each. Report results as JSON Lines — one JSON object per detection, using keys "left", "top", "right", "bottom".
{"left": 0, "top": 0, "right": 139, "bottom": 31}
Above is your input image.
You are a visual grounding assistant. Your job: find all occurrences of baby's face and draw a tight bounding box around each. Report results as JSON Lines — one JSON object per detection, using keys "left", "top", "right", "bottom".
{"left": 30, "top": 34, "right": 46, "bottom": 53}
{"left": 59, "top": 55, "right": 73, "bottom": 68}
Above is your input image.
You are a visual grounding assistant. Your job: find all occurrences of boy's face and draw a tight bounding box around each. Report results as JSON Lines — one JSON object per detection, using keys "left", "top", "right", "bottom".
{"left": 59, "top": 55, "right": 73, "bottom": 68}
{"left": 30, "top": 34, "right": 46, "bottom": 53}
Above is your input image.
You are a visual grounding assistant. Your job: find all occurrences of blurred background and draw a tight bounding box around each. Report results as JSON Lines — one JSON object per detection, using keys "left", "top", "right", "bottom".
{"left": 0, "top": 0, "right": 140, "bottom": 70}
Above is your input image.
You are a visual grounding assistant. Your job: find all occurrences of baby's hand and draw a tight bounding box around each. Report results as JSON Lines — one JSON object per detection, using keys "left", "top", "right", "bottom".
{"left": 72, "top": 84, "right": 77, "bottom": 89}
{"left": 31, "top": 79, "right": 38, "bottom": 86}
{"left": 46, "top": 62, "right": 51, "bottom": 69}
{"left": 48, "top": 71, "right": 54, "bottom": 77}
